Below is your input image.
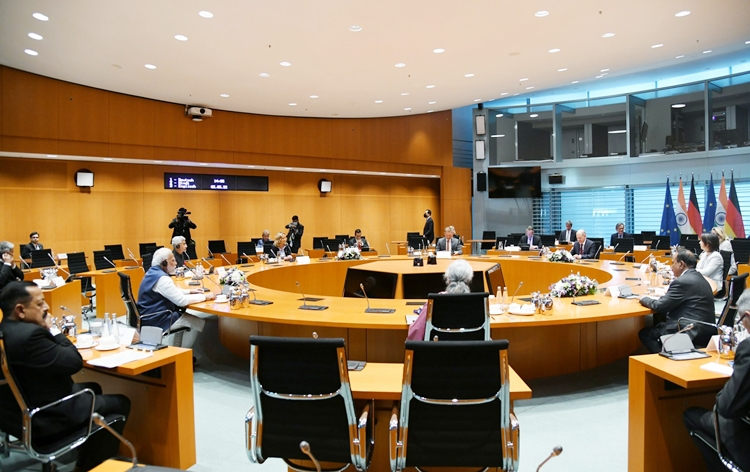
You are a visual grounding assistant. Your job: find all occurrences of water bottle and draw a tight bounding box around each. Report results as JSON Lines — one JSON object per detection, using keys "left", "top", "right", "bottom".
{"left": 102, "top": 313, "right": 111, "bottom": 337}
{"left": 256, "top": 241, "right": 263, "bottom": 256}
{"left": 111, "top": 313, "right": 121, "bottom": 343}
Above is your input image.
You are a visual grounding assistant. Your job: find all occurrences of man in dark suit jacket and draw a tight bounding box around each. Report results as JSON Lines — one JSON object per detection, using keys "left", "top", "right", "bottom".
{"left": 609, "top": 222, "right": 632, "bottom": 247}
{"left": 0, "top": 281, "right": 131, "bottom": 470}
{"left": 423, "top": 209, "right": 435, "bottom": 244}
{"left": 285, "top": 215, "right": 304, "bottom": 254}
{"left": 558, "top": 221, "right": 576, "bottom": 244}
{"left": 638, "top": 249, "right": 716, "bottom": 353}
{"left": 683, "top": 288, "right": 750, "bottom": 471}
{"left": 0, "top": 241, "right": 24, "bottom": 292}
{"left": 518, "top": 226, "right": 541, "bottom": 249}
{"left": 571, "top": 230, "right": 598, "bottom": 259}
{"left": 19, "top": 232, "right": 43, "bottom": 260}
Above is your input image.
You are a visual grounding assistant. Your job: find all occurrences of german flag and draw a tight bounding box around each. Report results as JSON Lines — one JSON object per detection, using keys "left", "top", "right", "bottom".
{"left": 724, "top": 171, "right": 746, "bottom": 239}
{"left": 687, "top": 175, "right": 702, "bottom": 235}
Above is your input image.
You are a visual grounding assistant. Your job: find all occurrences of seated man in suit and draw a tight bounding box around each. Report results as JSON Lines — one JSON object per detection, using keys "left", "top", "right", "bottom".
{"left": 571, "top": 229, "right": 598, "bottom": 260}
{"left": 19, "top": 231, "right": 43, "bottom": 260}
{"left": 518, "top": 226, "right": 541, "bottom": 250}
{"left": 558, "top": 220, "right": 576, "bottom": 244}
{"left": 172, "top": 235, "right": 189, "bottom": 268}
{"left": 435, "top": 226, "right": 463, "bottom": 255}
{"left": 349, "top": 229, "right": 370, "bottom": 251}
{"left": 137, "top": 248, "right": 214, "bottom": 348}
{"left": 609, "top": 222, "right": 631, "bottom": 247}
{"left": 638, "top": 249, "right": 716, "bottom": 353}
{"left": 0, "top": 281, "right": 131, "bottom": 471}
{"left": 0, "top": 241, "right": 24, "bottom": 291}
{"left": 683, "top": 288, "right": 750, "bottom": 472}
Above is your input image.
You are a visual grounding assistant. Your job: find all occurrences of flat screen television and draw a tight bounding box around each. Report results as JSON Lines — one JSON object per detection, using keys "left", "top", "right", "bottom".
{"left": 488, "top": 166, "right": 542, "bottom": 198}
{"left": 342, "top": 269, "right": 398, "bottom": 299}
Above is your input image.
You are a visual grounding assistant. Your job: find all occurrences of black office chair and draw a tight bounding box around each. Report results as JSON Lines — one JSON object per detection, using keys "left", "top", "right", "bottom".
{"left": 66, "top": 252, "right": 96, "bottom": 316}
{"left": 246, "top": 336, "right": 374, "bottom": 472}
{"left": 688, "top": 404, "right": 749, "bottom": 472}
{"left": 424, "top": 292, "right": 490, "bottom": 341}
{"left": 103, "top": 244, "right": 125, "bottom": 261}
{"left": 208, "top": 240, "right": 227, "bottom": 254}
{"left": 389, "top": 340, "right": 519, "bottom": 472}
{"left": 717, "top": 273, "right": 749, "bottom": 328}
{"left": 117, "top": 272, "right": 190, "bottom": 346}
{"left": 138, "top": 243, "right": 157, "bottom": 258}
{"left": 481, "top": 231, "right": 496, "bottom": 250}
{"left": 485, "top": 263, "right": 506, "bottom": 296}
{"left": 0, "top": 331, "right": 125, "bottom": 472}
{"left": 30, "top": 250, "right": 55, "bottom": 269}
{"left": 716, "top": 250, "right": 734, "bottom": 299}
{"left": 92, "top": 250, "right": 115, "bottom": 271}
{"left": 495, "top": 236, "right": 508, "bottom": 250}
{"left": 142, "top": 253, "right": 154, "bottom": 272}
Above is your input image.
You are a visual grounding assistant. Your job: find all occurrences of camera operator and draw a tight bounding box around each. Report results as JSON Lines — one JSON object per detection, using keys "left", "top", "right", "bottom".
{"left": 169, "top": 207, "right": 197, "bottom": 246}
{"left": 284, "top": 215, "right": 304, "bottom": 254}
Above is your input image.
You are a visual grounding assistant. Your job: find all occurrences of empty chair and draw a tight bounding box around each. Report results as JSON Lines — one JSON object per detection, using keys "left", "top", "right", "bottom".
{"left": 246, "top": 336, "right": 374, "bottom": 471}
{"left": 208, "top": 240, "right": 227, "bottom": 254}
{"left": 66, "top": 252, "right": 96, "bottom": 316}
{"left": 312, "top": 237, "right": 328, "bottom": 251}
{"left": 540, "top": 234, "right": 556, "bottom": 248}
{"left": 92, "top": 250, "right": 116, "bottom": 271}
{"left": 389, "top": 340, "right": 519, "bottom": 472}
{"left": 237, "top": 241, "right": 256, "bottom": 260}
{"left": 424, "top": 292, "right": 490, "bottom": 341}
{"left": 495, "top": 236, "right": 508, "bottom": 250}
{"left": 408, "top": 235, "right": 428, "bottom": 250}
{"left": 632, "top": 233, "right": 644, "bottom": 245}
{"left": 481, "top": 231, "right": 496, "bottom": 250}
{"left": 103, "top": 244, "right": 125, "bottom": 261}
{"left": 717, "top": 273, "right": 749, "bottom": 328}
{"left": 30, "top": 249, "right": 55, "bottom": 269}
{"left": 485, "top": 263, "right": 506, "bottom": 296}
{"left": 613, "top": 237, "right": 634, "bottom": 253}
{"left": 406, "top": 232, "right": 420, "bottom": 242}
{"left": 334, "top": 235, "right": 350, "bottom": 245}
{"left": 185, "top": 245, "right": 197, "bottom": 261}
{"left": 650, "top": 235, "right": 671, "bottom": 251}
{"left": 138, "top": 243, "right": 157, "bottom": 258}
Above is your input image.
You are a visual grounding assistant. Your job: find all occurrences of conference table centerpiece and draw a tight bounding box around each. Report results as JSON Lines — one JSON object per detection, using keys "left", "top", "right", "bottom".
{"left": 547, "top": 249, "right": 575, "bottom": 263}
{"left": 219, "top": 268, "right": 246, "bottom": 286}
{"left": 549, "top": 272, "right": 599, "bottom": 297}
{"left": 336, "top": 247, "right": 362, "bottom": 260}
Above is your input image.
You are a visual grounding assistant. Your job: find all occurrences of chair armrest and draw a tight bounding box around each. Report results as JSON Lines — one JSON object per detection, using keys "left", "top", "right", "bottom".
{"left": 245, "top": 407, "right": 260, "bottom": 464}
{"left": 505, "top": 412, "right": 520, "bottom": 472}
{"left": 138, "top": 309, "right": 174, "bottom": 323}
{"left": 389, "top": 405, "right": 401, "bottom": 472}
{"left": 165, "top": 326, "right": 191, "bottom": 337}
{"left": 25, "top": 388, "right": 96, "bottom": 456}
{"left": 355, "top": 401, "right": 374, "bottom": 470}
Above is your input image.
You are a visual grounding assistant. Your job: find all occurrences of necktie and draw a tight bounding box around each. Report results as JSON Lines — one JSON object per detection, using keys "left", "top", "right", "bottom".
{"left": 447, "top": 240, "right": 451, "bottom": 253}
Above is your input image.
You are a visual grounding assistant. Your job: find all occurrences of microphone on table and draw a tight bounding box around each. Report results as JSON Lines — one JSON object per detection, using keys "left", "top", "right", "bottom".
{"left": 321, "top": 245, "right": 331, "bottom": 260}
{"left": 219, "top": 253, "right": 233, "bottom": 266}
{"left": 612, "top": 243, "right": 619, "bottom": 253}
{"left": 678, "top": 317, "right": 720, "bottom": 333}
{"left": 127, "top": 247, "right": 137, "bottom": 261}
{"left": 248, "top": 287, "right": 273, "bottom": 305}
{"left": 269, "top": 248, "right": 280, "bottom": 262}
{"left": 48, "top": 253, "right": 70, "bottom": 277}
{"left": 536, "top": 445, "right": 563, "bottom": 472}
{"left": 593, "top": 245, "right": 602, "bottom": 260}
{"left": 299, "top": 441, "right": 321, "bottom": 472}
{"left": 654, "top": 239, "right": 661, "bottom": 250}
{"left": 379, "top": 243, "right": 391, "bottom": 258}
{"left": 206, "top": 246, "right": 215, "bottom": 260}
{"left": 661, "top": 323, "right": 695, "bottom": 353}
{"left": 360, "top": 283, "right": 395, "bottom": 313}
{"left": 640, "top": 253, "right": 654, "bottom": 264}
{"left": 618, "top": 250, "right": 632, "bottom": 262}
{"left": 201, "top": 257, "right": 215, "bottom": 274}
{"left": 296, "top": 281, "right": 327, "bottom": 310}
{"left": 19, "top": 257, "right": 31, "bottom": 270}
{"left": 510, "top": 281, "right": 524, "bottom": 305}
{"left": 241, "top": 253, "right": 254, "bottom": 267}
{"left": 183, "top": 254, "right": 196, "bottom": 269}
{"left": 102, "top": 256, "right": 118, "bottom": 273}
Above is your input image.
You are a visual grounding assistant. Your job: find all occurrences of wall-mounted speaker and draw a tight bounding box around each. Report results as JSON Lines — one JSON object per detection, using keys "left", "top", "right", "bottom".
{"left": 548, "top": 174, "right": 564, "bottom": 185}
{"left": 475, "top": 115, "right": 486, "bottom": 135}
{"left": 477, "top": 172, "right": 487, "bottom": 192}
{"left": 475, "top": 139, "right": 486, "bottom": 160}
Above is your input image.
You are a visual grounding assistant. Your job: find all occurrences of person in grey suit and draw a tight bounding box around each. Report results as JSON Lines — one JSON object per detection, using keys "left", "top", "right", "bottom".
{"left": 571, "top": 229, "right": 598, "bottom": 260}
{"left": 683, "top": 288, "right": 750, "bottom": 472}
{"left": 557, "top": 221, "right": 576, "bottom": 244}
{"left": 435, "top": 226, "right": 463, "bottom": 255}
{"left": 638, "top": 249, "right": 716, "bottom": 353}
{"left": 518, "top": 226, "right": 541, "bottom": 249}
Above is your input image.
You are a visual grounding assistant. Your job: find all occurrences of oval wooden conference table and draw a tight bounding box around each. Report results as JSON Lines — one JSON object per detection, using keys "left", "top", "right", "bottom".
{"left": 187, "top": 254, "right": 657, "bottom": 380}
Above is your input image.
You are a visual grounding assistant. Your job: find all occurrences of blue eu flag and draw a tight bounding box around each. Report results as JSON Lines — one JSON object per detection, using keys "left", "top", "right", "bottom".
{"left": 660, "top": 178, "right": 679, "bottom": 246}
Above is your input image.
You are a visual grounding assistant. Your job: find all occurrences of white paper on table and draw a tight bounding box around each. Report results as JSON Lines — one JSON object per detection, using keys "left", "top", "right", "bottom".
{"left": 57, "top": 253, "right": 68, "bottom": 260}
{"left": 54, "top": 276, "right": 66, "bottom": 287}
{"left": 700, "top": 362, "right": 733, "bottom": 376}
{"left": 405, "top": 315, "right": 418, "bottom": 325}
{"left": 117, "top": 326, "right": 137, "bottom": 346}
{"left": 706, "top": 335, "right": 720, "bottom": 352}
{"left": 634, "top": 245, "right": 647, "bottom": 251}
{"left": 607, "top": 286, "right": 621, "bottom": 298}
{"left": 436, "top": 251, "right": 451, "bottom": 259}
{"left": 184, "top": 270, "right": 195, "bottom": 278}
{"left": 32, "top": 279, "right": 46, "bottom": 288}
{"left": 639, "top": 264, "right": 649, "bottom": 274}
{"left": 215, "top": 266, "right": 226, "bottom": 277}
{"left": 489, "top": 304, "right": 503, "bottom": 315}
{"left": 295, "top": 256, "right": 311, "bottom": 264}
{"left": 87, "top": 351, "right": 153, "bottom": 369}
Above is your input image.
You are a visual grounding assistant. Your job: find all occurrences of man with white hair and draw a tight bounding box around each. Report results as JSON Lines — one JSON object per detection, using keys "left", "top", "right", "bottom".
{"left": 137, "top": 248, "right": 215, "bottom": 348}
{"left": 435, "top": 226, "right": 463, "bottom": 255}
{"left": 172, "top": 235, "right": 189, "bottom": 268}
{"left": 0, "top": 241, "right": 24, "bottom": 291}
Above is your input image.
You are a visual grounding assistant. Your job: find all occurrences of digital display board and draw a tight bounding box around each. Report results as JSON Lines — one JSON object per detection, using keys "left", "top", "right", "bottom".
{"left": 164, "top": 173, "right": 268, "bottom": 192}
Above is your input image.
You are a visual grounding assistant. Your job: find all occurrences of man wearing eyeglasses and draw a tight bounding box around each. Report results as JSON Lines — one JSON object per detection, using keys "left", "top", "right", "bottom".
{"left": 683, "top": 289, "right": 750, "bottom": 472}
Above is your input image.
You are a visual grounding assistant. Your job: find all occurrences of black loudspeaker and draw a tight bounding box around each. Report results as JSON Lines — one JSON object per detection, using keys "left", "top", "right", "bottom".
{"left": 477, "top": 172, "right": 487, "bottom": 192}
{"left": 548, "top": 174, "right": 564, "bottom": 185}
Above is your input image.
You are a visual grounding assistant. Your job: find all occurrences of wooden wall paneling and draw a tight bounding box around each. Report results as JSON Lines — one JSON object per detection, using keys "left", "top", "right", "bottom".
{"left": 268, "top": 116, "right": 305, "bottom": 156}
{"left": 234, "top": 113, "right": 270, "bottom": 154}
{"left": 360, "top": 117, "right": 409, "bottom": 163}
{"left": 154, "top": 146, "right": 196, "bottom": 162}
{"left": 4, "top": 189, "right": 60, "bottom": 254}
{"left": 0, "top": 158, "right": 68, "bottom": 189}
{"left": 58, "top": 82, "right": 109, "bottom": 143}
{"left": 408, "top": 111, "right": 452, "bottom": 167}
{"left": 195, "top": 149, "right": 233, "bottom": 164}
{"left": 337, "top": 174, "right": 389, "bottom": 196}
{"left": 331, "top": 118, "right": 361, "bottom": 160}
{"left": 338, "top": 195, "right": 391, "bottom": 252}
{"left": 2, "top": 67, "right": 59, "bottom": 139}
{"left": 108, "top": 93, "right": 155, "bottom": 146}
{"left": 2, "top": 137, "right": 59, "bottom": 154}
{"left": 231, "top": 151, "right": 270, "bottom": 166}
{"left": 301, "top": 117, "right": 333, "bottom": 158}
{"left": 388, "top": 194, "right": 441, "bottom": 243}
{"left": 195, "top": 109, "right": 234, "bottom": 151}
{"left": 0, "top": 67, "right": 3, "bottom": 142}
{"left": 58, "top": 140, "right": 110, "bottom": 157}
{"left": 440, "top": 167, "right": 471, "bottom": 240}
{"left": 108, "top": 143, "right": 154, "bottom": 159}
{"left": 154, "top": 102, "right": 196, "bottom": 149}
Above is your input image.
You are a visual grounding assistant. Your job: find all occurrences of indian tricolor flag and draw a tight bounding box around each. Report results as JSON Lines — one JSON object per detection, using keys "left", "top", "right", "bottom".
{"left": 675, "top": 176, "right": 692, "bottom": 235}
{"left": 715, "top": 171, "right": 727, "bottom": 228}
{"left": 725, "top": 171, "right": 746, "bottom": 239}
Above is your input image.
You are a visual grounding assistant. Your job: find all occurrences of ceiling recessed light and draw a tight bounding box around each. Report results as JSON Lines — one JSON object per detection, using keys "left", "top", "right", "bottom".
{"left": 32, "top": 12, "right": 48, "bottom": 21}
{"left": 491, "top": 134, "right": 506, "bottom": 138}
{"left": 145, "top": 64, "right": 156, "bottom": 69}
{"left": 596, "top": 75, "right": 603, "bottom": 78}
{"left": 198, "top": 11, "right": 213, "bottom": 18}
{"left": 429, "top": 101, "right": 436, "bottom": 104}
{"left": 530, "top": 114, "right": 539, "bottom": 118}
{"left": 703, "top": 50, "right": 712, "bottom": 54}
{"left": 259, "top": 72, "right": 270, "bottom": 77}
{"left": 602, "top": 33, "right": 615, "bottom": 38}
{"left": 404, "top": 107, "right": 412, "bottom": 111}
{"left": 672, "top": 103, "right": 686, "bottom": 108}
{"left": 675, "top": 10, "right": 690, "bottom": 17}
{"left": 746, "top": 40, "right": 750, "bottom": 45}
{"left": 519, "top": 78, "right": 529, "bottom": 81}
{"left": 652, "top": 44, "right": 664, "bottom": 48}
{"left": 289, "top": 102, "right": 297, "bottom": 106}
{"left": 558, "top": 68, "right": 568, "bottom": 72}
{"left": 395, "top": 63, "right": 406, "bottom": 68}
{"left": 474, "top": 99, "right": 482, "bottom": 102}
{"left": 426, "top": 85, "right": 435, "bottom": 88}
{"left": 675, "top": 55, "right": 685, "bottom": 58}
{"left": 220, "top": 94, "right": 229, "bottom": 98}
{"left": 514, "top": 93, "right": 520, "bottom": 96}
{"left": 349, "top": 25, "right": 362, "bottom": 32}
{"left": 535, "top": 11, "right": 549, "bottom": 17}
{"left": 526, "top": 86, "right": 534, "bottom": 90}
{"left": 310, "top": 95, "right": 318, "bottom": 99}
{"left": 496, "top": 114, "right": 504, "bottom": 118}
{"left": 174, "top": 34, "right": 188, "bottom": 41}
{"left": 24, "top": 49, "right": 38, "bottom": 56}
{"left": 549, "top": 48, "right": 560, "bottom": 53}
{"left": 500, "top": 92, "right": 508, "bottom": 96}
{"left": 401, "top": 92, "right": 409, "bottom": 96}
{"left": 601, "top": 68, "right": 610, "bottom": 72}
{"left": 433, "top": 48, "right": 445, "bottom": 54}
{"left": 28, "top": 32, "right": 43, "bottom": 40}
{"left": 572, "top": 80, "right": 579, "bottom": 84}
{"left": 280, "top": 61, "right": 291, "bottom": 66}
{"left": 464, "top": 73, "right": 474, "bottom": 77}
{"left": 375, "top": 100, "right": 383, "bottom": 103}
{"left": 427, "top": 110, "right": 434, "bottom": 113}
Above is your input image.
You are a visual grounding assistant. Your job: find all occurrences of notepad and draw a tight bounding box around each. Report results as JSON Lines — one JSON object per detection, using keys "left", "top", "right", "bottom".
{"left": 87, "top": 351, "right": 153, "bottom": 369}
{"left": 700, "top": 362, "right": 733, "bottom": 376}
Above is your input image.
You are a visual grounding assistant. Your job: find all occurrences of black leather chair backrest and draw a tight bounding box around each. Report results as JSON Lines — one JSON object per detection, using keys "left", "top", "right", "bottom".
{"left": 138, "top": 243, "right": 157, "bottom": 258}
{"left": 118, "top": 272, "right": 140, "bottom": 328}
{"left": 66, "top": 252, "right": 89, "bottom": 275}
{"left": 104, "top": 244, "right": 125, "bottom": 260}
{"left": 426, "top": 292, "right": 490, "bottom": 341}
{"left": 30, "top": 249, "right": 54, "bottom": 269}
{"left": 481, "top": 231, "right": 496, "bottom": 250}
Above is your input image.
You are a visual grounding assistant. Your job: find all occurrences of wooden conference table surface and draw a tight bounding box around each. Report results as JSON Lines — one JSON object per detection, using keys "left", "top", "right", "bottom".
{"left": 185, "top": 254, "right": 657, "bottom": 380}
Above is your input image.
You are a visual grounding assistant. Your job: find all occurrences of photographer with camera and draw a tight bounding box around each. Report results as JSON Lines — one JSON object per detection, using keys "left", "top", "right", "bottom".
{"left": 169, "top": 207, "right": 197, "bottom": 246}
{"left": 284, "top": 215, "right": 304, "bottom": 254}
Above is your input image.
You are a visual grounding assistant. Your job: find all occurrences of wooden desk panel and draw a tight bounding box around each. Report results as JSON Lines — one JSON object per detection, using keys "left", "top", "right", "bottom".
{"left": 75, "top": 346, "right": 196, "bottom": 469}
{"left": 628, "top": 353, "right": 730, "bottom": 472}
{"left": 44, "top": 279, "right": 83, "bottom": 331}
{"left": 79, "top": 267, "right": 145, "bottom": 318}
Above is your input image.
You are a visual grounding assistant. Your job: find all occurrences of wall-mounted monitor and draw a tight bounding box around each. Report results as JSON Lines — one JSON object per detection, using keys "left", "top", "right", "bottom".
{"left": 487, "top": 166, "right": 542, "bottom": 198}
